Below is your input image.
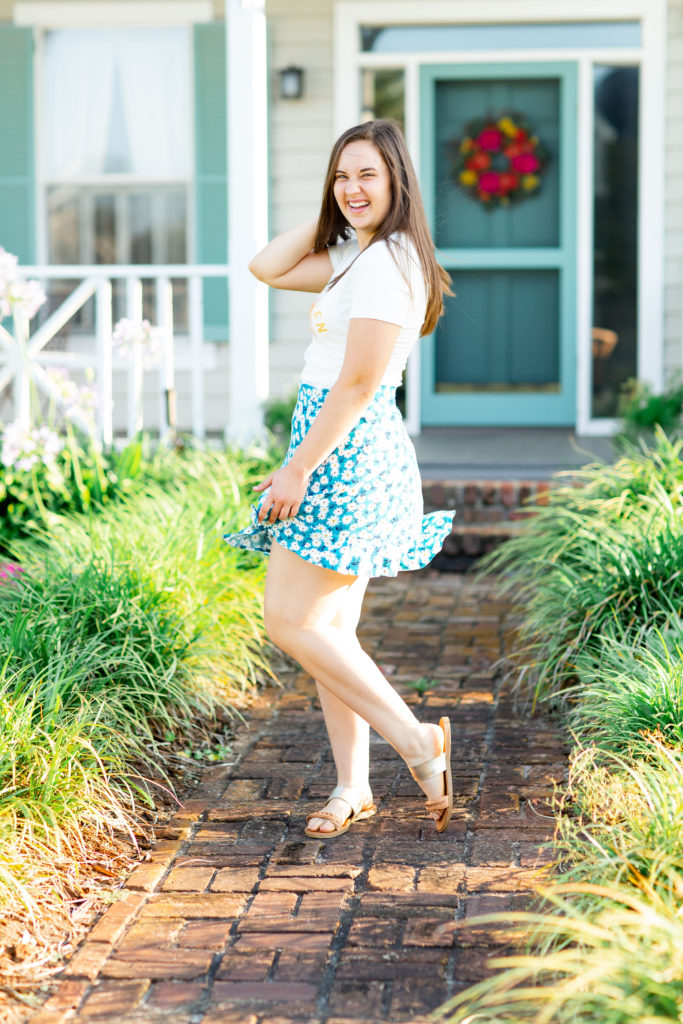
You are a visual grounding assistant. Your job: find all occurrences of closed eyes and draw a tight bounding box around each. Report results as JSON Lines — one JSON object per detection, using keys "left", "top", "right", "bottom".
{"left": 335, "top": 169, "right": 378, "bottom": 179}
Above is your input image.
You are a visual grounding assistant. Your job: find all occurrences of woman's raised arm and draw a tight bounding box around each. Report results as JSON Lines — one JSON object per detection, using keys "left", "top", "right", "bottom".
{"left": 249, "top": 216, "right": 333, "bottom": 293}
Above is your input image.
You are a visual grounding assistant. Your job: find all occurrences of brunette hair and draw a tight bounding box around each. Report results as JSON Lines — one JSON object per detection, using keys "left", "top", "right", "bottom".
{"left": 313, "top": 119, "right": 452, "bottom": 336}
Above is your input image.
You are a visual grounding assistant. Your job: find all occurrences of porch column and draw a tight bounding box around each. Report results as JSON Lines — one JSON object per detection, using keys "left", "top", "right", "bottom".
{"left": 226, "top": 0, "right": 269, "bottom": 441}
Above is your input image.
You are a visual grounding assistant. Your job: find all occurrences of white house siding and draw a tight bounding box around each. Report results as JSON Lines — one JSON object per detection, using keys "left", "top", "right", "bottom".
{"left": 3, "top": 1, "right": 680, "bottom": 413}
{"left": 665, "top": 0, "right": 683, "bottom": 382}
{"left": 264, "top": 0, "right": 335, "bottom": 400}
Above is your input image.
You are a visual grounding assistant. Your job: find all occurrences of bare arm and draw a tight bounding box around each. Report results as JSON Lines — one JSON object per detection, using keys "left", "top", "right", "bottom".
{"left": 249, "top": 216, "right": 333, "bottom": 293}
{"left": 256, "top": 317, "right": 402, "bottom": 522}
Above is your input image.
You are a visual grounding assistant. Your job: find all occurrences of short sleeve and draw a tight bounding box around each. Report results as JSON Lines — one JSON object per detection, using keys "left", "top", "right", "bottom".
{"left": 327, "top": 236, "right": 359, "bottom": 269}
{"left": 348, "top": 241, "right": 414, "bottom": 327}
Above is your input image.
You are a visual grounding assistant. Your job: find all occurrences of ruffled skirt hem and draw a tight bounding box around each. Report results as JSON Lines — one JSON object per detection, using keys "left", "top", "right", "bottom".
{"left": 224, "top": 509, "right": 453, "bottom": 578}
{"left": 223, "top": 382, "right": 455, "bottom": 580}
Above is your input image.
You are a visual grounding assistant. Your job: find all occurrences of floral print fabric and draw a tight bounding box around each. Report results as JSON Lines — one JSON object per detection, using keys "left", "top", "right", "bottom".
{"left": 223, "top": 382, "right": 454, "bottom": 578}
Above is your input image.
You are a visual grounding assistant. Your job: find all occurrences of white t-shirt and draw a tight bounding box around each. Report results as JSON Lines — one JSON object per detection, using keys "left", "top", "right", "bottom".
{"left": 300, "top": 232, "right": 427, "bottom": 390}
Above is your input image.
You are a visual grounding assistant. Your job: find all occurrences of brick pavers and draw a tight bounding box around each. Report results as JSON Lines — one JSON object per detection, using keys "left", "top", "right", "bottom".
{"left": 33, "top": 573, "right": 566, "bottom": 1024}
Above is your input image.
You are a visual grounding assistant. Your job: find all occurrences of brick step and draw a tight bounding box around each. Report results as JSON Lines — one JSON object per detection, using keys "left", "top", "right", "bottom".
{"left": 422, "top": 479, "right": 550, "bottom": 570}
{"left": 422, "top": 478, "right": 551, "bottom": 523}
{"left": 444, "top": 521, "right": 522, "bottom": 555}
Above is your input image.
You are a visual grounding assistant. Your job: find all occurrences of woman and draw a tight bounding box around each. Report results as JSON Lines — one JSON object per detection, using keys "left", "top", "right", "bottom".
{"left": 225, "top": 119, "right": 455, "bottom": 839}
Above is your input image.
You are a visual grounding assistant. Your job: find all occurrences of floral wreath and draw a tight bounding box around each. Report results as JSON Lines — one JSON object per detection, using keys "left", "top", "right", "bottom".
{"left": 453, "top": 112, "right": 550, "bottom": 209}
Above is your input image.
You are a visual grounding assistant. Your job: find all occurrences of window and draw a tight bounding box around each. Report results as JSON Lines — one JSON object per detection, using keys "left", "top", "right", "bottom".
{"left": 361, "top": 68, "right": 405, "bottom": 129}
{"left": 42, "top": 26, "right": 192, "bottom": 329}
{"left": 360, "top": 22, "right": 642, "bottom": 53}
{"left": 591, "top": 65, "right": 639, "bottom": 417}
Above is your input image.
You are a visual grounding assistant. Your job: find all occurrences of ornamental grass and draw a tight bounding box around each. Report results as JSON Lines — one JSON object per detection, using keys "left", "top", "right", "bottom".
{"left": 554, "top": 736, "right": 683, "bottom": 896}
{"left": 436, "top": 738, "right": 683, "bottom": 1024}
{"left": 435, "top": 430, "right": 683, "bottom": 1024}
{"left": 25, "top": 444, "right": 275, "bottom": 707}
{"left": 0, "top": 441, "right": 277, "bottom": 999}
{"left": 478, "top": 430, "right": 683, "bottom": 707}
{"left": 436, "top": 878, "right": 683, "bottom": 1024}
{"left": 567, "top": 619, "right": 683, "bottom": 753}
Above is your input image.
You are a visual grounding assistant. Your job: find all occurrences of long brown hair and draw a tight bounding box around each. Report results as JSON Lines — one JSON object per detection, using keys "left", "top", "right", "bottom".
{"left": 313, "top": 119, "right": 452, "bottom": 336}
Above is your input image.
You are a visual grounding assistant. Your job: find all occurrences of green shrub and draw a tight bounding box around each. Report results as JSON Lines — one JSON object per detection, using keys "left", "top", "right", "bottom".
{"left": 0, "top": 442, "right": 278, "bottom": 937}
{"left": 448, "top": 432, "right": 683, "bottom": 1024}
{"left": 436, "top": 737, "right": 683, "bottom": 1024}
{"left": 616, "top": 376, "right": 683, "bottom": 447}
{"left": 422, "top": 426, "right": 683, "bottom": 1024}
{"left": 16, "top": 444, "right": 275, "bottom": 706}
{"left": 567, "top": 622, "right": 683, "bottom": 753}
{"left": 479, "top": 432, "right": 683, "bottom": 705}
{"left": 0, "top": 549, "right": 212, "bottom": 920}
{"left": 0, "top": 427, "right": 146, "bottom": 555}
{"left": 0, "top": 557, "right": 208, "bottom": 743}
{"left": 436, "top": 878, "right": 683, "bottom": 1024}
{"left": 0, "top": 661, "right": 140, "bottom": 923}
{"left": 263, "top": 389, "right": 297, "bottom": 444}
{"left": 555, "top": 736, "right": 683, "bottom": 893}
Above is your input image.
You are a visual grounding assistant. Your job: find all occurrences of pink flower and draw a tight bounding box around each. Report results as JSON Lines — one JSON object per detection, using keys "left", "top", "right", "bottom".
{"left": 511, "top": 152, "right": 540, "bottom": 174}
{"left": 478, "top": 171, "right": 501, "bottom": 194}
{"left": 477, "top": 128, "right": 503, "bottom": 152}
{"left": 0, "top": 562, "right": 24, "bottom": 582}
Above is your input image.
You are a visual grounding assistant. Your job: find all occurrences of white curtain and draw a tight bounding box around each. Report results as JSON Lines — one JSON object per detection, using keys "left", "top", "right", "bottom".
{"left": 43, "top": 27, "right": 191, "bottom": 180}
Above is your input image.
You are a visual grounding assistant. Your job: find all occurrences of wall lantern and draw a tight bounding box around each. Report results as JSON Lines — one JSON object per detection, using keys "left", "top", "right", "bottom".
{"left": 278, "top": 65, "right": 304, "bottom": 100}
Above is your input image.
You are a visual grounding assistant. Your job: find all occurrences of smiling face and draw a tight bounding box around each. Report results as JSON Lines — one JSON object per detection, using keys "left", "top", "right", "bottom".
{"left": 333, "top": 139, "right": 393, "bottom": 248}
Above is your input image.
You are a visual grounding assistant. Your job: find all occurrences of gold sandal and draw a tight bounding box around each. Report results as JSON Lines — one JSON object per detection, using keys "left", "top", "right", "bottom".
{"left": 409, "top": 717, "right": 453, "bottom": 833}
{"left": 304, "top": 785, "right": 377, "bottom": 840}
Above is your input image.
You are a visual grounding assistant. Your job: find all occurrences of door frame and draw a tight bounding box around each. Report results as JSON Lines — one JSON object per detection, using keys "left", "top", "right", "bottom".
{"left": 334, "top": 0, "right": 666, "bottom": 436}
{"left": 419, "top": 60, "right": 578, "bottom": 426}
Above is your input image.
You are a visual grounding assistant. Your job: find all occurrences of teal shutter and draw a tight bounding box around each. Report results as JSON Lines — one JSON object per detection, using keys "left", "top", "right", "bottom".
{"left": 194, "top": 22, "right": 228, "bottom": 341}
{"left": 0, "top": 26, "right": 35, "bottom": 263}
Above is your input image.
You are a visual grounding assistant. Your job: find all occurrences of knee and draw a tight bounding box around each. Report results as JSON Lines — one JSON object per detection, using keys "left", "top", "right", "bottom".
{"left": 263, "top": 599, "right": 299, "bottom": 656}
{"left": 264, "top": 600, "right": 328, "bottom": 662}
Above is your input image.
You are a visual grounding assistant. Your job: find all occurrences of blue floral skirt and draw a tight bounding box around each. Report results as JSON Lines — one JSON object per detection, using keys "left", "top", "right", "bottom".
{"left": 223, "top": 382, "right": 454, "bottom": 578}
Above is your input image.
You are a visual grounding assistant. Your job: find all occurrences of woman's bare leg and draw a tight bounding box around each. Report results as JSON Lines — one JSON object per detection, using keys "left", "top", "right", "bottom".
{"left": 308, "top": 575, "right": 371, "bottom": 834}
{"left": 264, "top": 542, "right": 446, "bottom": 816}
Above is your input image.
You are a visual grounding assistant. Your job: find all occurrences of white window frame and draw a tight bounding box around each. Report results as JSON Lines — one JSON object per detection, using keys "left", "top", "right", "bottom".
{"left": 335, "top": 0, "right": 666, "bottom": 436}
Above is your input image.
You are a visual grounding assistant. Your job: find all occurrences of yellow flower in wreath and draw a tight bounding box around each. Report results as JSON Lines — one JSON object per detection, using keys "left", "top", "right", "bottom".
{"left": 521, "top": 173, "right": 540, "bottom": 191}
{"left": 459, "top": 137, "right": 473, "bottom": 154}
{"left": 459, "top": 169, "right": 478, "bottom": 186}
{"left": 498, "top": 116, "right": 518, "bottom": 137}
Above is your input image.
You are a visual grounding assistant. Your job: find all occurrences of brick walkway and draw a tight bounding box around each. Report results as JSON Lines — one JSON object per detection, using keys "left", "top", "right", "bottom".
{"left": 33, "top": 573, "right": 566, "bottom": 1024}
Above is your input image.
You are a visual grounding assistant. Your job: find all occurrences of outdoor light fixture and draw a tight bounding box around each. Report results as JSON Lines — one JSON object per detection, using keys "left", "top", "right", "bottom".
{"left": 278, "top": 65, "right": 304, "bottom": 100}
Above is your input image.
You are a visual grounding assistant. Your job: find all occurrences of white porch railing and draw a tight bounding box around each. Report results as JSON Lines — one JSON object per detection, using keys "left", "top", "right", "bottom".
{"left": 1, "top": 264, "right": 229, "bottom": 443}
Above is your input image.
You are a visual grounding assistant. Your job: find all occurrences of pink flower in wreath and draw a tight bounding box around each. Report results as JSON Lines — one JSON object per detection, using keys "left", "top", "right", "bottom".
{"left": 478, "top": 171, "right": 501, "bottom": 194}
{"left": 477, "top": 127, "right": 503, "bottom": 152}
{"left": 511, "top": 152, "right": 540, "bottom": 174}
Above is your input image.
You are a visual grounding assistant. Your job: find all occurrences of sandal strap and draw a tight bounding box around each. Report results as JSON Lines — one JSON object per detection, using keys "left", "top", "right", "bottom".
{"left": 409, "top": 751, "right": 447, "bottom": 784}
{"left": 305, "top": 808, "right": 345, "bottom": 829}
{"left": 426, "top": 796, "right": 450, "bottom": 812}
{"left": 328, "top": 785, "right": 373, "bottom": 819}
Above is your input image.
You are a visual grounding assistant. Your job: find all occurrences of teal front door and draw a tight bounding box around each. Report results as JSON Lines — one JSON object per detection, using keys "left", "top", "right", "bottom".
{"left": 420, "top": 62, "right": 578, "bottom": 426}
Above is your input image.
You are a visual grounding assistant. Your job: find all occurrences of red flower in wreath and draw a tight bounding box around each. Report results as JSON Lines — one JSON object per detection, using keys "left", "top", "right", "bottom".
{"left": 498, "top": 171, "right": 520, "bottom": 194}
{"left": 453, "top": 112, "right": 550, "bottom": 209}
{"left": 466, "top": 152, "right": 491, "bottom": 172}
